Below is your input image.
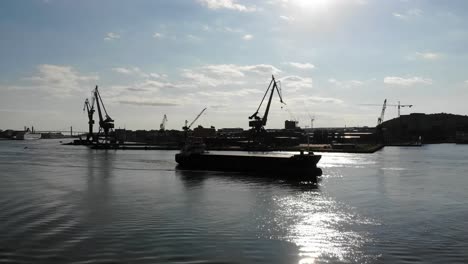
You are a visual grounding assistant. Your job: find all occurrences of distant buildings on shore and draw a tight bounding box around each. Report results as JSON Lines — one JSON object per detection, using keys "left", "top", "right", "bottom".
{"left": 3, "top": 113, "right": 468, "bottom": 144}
{"left": 0, "top": 127, "right": 66, "bottom": 140}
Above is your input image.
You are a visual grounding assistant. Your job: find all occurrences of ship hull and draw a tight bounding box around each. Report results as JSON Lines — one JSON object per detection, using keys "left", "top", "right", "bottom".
{"left": 175, "top": 152, "right": 322, "bottom": 179}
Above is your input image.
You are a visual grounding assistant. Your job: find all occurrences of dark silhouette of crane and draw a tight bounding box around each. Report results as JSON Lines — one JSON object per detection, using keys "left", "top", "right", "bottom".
{"left": 362, "top": 100, "right": 413, "bottom": 127}
{"left": 82, "top": 86, "right": 115, "bottom": 145}
{"left": 182, "top": 108, "right": 207, "bottom": 142}
{"left": 183, "top": 108, "right": 207, "bottom": 132}
{"left": 160, "top": 114, "right": 168, "bottom": 131}
{"left": 393, "top": 101, "right": 413, "bottom": 117}
{"left": 94, "top": 86, "right": 114, "bottom": 144}
{"left": 83, "top": 97, "right": 95, "bottom": 142}
{"left": 248, "top": 75, "right": 285, "bottom": 146}
{"left": 377, "top": 99, "right": 387, "bottom": 127}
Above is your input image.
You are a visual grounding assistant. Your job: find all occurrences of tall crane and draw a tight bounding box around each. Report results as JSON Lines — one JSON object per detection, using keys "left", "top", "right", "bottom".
{"left": 393, "top": 101, "right": 413, "bottom": 117}
{"left": 93, "top": 86, "right": 115, "bottom": 144}
{"left": 308, "top": 113, "right": 315, "bottom": 130}
{"left": 377, "top": 99, "right": 387, "bottom": 126}
{"left": 83, "top": 97, "right": 95, "bottom": 142}
{"left": 361, "top": 100, "right": 413, "bottom": 125}
{"left": 249, "top": 75, "right": 285, "bottom": 133}
{"left": 160, "top": 114, "right": 168, "bottom": 131}
{"left": 183, "top": 108, "right": 207, "bottom": 132}
{"left": 247, "top": 75, "right": 286, "bottom": 146}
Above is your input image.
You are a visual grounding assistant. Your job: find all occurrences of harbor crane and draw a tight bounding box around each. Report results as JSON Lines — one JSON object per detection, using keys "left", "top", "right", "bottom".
{"left": 160, "top": 114, "right": 168, "bottom": 131}
{"left": 183, "top": 108, "right": 207, "bottom": 132}
{"left": 393, "top": 101, "right": 413, "bottom": 117}
{"left": 249, "top": 75, "right": 285, "bottom": 135}
{"left": 93, "top": 86, "right": 115, "bottom": 144}
{"left": 378, "top": 99, "right": 387, "bottom": 127}
{"left": 308, "top": 113, "right": 315, "bottom": 130}
{"left": 361, "top": 100, "right": 413, "bottom": 125}
{"left": 83, "top": 97, "right": 95, "bottom": 142}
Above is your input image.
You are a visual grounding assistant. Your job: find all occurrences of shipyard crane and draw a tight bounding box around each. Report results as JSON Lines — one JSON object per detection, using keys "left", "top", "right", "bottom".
{"left": 308, "top": 113, "right": 315, "bottom": 130}
{"left": 93, "top": 86, "right": 115, "bottom": 144}
{"left": 249, "top": 75, "right": 285, "bottom": 133}
{"left": 247, "top": 75, "right": 286, "bottom": 146}
{"left": 183, "top": 108, "right": 207, "bottom": 131}
{"left": 83, "top": 97, "right": 95, "bottom": 142}
{"left": 393, "top": 101, "right": 413, "bottom": 117}
{"left": 160, "top": 114, "right": 168, "bottom": 131}
{"left": 377, "top": 99, "right": 387, "bottom": 127}
{"left": 361, "top": 100, "right": 413, "bottom": 125}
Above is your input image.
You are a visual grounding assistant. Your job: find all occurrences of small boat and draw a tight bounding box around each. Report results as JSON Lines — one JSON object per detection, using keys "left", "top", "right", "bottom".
{"left": 175, "top": 141, "right": 322, "bottom": 180}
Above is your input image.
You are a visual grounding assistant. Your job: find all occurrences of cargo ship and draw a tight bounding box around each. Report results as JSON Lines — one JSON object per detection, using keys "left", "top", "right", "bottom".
{"left": 175, "top": 142, "right": 322, "bottom": 180}
{"left": 13, "top": 131, "right": 41, "bottom": 140}
{"left": 175, "top": 76, "right": 322, "bottom": 180}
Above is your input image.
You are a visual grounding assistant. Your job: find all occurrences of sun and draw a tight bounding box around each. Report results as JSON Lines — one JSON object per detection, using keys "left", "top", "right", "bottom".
{"left": 291, "top": 0, "right": 333, "bottom": 10}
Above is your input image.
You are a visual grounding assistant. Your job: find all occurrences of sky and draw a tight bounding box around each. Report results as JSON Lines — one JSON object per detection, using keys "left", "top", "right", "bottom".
{"left": 1, "top": 0, "right": 468, "bottom": 132}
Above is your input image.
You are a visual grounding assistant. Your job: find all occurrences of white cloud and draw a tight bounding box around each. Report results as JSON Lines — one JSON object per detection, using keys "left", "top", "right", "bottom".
{"left": 328, "top": 78, "right": 364, "bottom": 89}
{"left": 286, "top": 62, "right": 315, "bottom": 70}
{"left": 308, "top": 96, "right": 343, "bottom": 104}
{"left": 20, "top": 64, "right": 98, "bottom": 96}
{"left": 384, "top": 76, "right": 433, "bottom": 86}
{"left": 112, "top": 67, "right": 151, "bottom": 78}
{"left": 464, "top": 80, "right": 468, "bottom": 86}
{"left": 198, "top": 89, "right": 262, "bottom": 98}
{"left": 181, "top": 70, "right": 223, "bottom": 87}
{"left": 150, "top": 73, "right": 167, "bottom": 79}
{"left": 279, "top": 75, "right": 313, "bottom": 91}
{"left": 138, "top": 79, "right": 192, "bottom": 91}
{"left": 197, "top": 0, "right": 256, "bottom": 12}
{"left": 201, "top": 65, "right": 246, "bottom": 78}
{"left": 201, "top": 25, "right": 244, "bottom": 34}
{"left": 112, "top": 67, "right": 132, "bottom": 75}
{"left": 279, "top": 15, "right": 294, "bottom": 22}
{"left": 415, "top": 52, "right": 442, "bottom": 60}
{"left": 290, "top": 95, "right": 343, "bottom": 105}
{"left": 153, "top": 32, "right": 164, "bottom": 39}
{"left": 181, "top": 64, "right": 282, "bottom": 87}
{"left": 119, "top": 98, "right": 180, "bottom": 107}
{"left": 104, "top": 32, "right": 120, "bottom": 41}
{"left": 241, "top": 64, "right": 281, "bottom": 75}
{"left": 178, "top": 64, "right": 284, "bottom": 93}
{"left": 393, "top": 8, "right": 422, "bottom": 20}
{"left": 224, "top": 27, "right": 243, "bottom": 33}
{"left": 242, "top": 34, "right": 253, "bottom": 40}
{"left": 187, "top": 34, "right": 202, "bottom": 41}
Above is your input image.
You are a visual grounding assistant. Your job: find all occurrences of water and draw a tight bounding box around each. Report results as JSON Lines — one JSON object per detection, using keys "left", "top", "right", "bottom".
{"left": 1, "top": 140, "right": 467, "bottom": 264}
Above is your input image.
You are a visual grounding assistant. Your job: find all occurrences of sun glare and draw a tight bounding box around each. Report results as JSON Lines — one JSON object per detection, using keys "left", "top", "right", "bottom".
{"left": 291, "top": 0, "right": 332, "bottom": 10}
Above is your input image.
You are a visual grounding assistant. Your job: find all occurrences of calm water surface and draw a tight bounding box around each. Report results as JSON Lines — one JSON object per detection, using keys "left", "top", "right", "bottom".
{"left": 0, "top": 140, "right": 467, "bottom": 263}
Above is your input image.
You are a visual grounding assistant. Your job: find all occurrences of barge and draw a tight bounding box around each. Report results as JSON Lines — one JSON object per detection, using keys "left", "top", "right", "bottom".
{"left": 175, "top": 143, "right": 322, "bottom": 180}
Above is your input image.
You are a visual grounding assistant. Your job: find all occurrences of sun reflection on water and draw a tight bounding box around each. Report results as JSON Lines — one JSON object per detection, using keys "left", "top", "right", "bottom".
{"left": 269, "top": 191, "right": 378, "bottom": 263}
{"left": 318, "top": 153, "right": 377, "bottom": 169}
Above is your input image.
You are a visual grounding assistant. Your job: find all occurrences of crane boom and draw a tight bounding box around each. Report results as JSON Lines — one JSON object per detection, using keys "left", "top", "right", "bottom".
{"left": 183, "top": 108, "right": 207, "bottom": 131}
{"left": 377, "top": 99, "right": 387, "bottom": 126}
{"left": 189, "top": 108, "right": 206, "bottom": 129}
{"left": 249, "top": 75, "right": 285, "bottom": 131}
{"left": 93, "top": 86, "right": 114, "bottom": 143}
{"left": 83, "top": 98, "right": 95, "bottom": 142}
{"left": 361, "top": 100, "right": 414, "bottom": 124}
{"left": 395, "top": 101, "right": 412, "bottom": 117}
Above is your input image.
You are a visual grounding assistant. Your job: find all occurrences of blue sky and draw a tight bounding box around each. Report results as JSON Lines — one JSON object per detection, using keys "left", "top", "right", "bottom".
{"left": 1, "top": 0, "right": 468, "bottom": 131}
